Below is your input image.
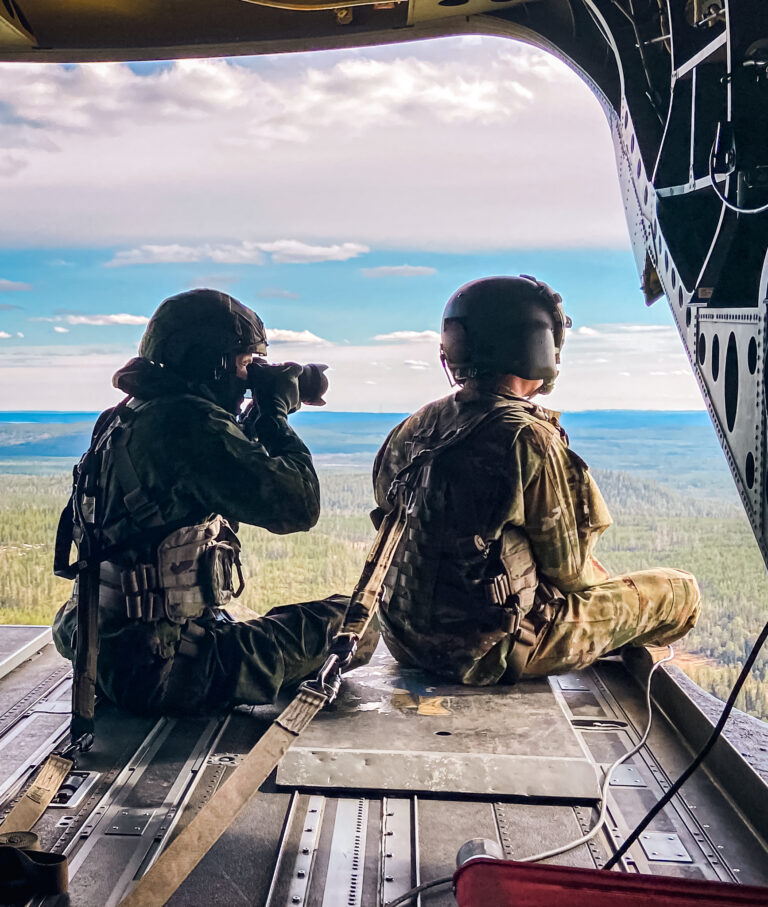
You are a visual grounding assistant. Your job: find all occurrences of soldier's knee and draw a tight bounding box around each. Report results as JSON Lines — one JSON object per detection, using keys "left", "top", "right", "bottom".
{"left": 672, "top": 569, "right": 700, "bottom": 604}
{"left": 668, "top": 569, "right": 701, "bottom": 631}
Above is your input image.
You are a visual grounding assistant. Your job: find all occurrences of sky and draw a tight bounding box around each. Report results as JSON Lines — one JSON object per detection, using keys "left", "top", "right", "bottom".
{"left": 0, "top": 37, "right": 704, "bottom": 412}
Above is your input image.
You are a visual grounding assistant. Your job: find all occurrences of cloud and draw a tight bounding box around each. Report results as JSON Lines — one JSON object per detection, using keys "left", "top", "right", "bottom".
{"left": 373, "top": 330, "right": 441, "bottom": 343}
{"left": 545, "top": 322, "right": 702, "bottom": 411}
{"left": 258, "top": 287, "right": 300, "bottom": 300}
{"left": 267, "top": 328, "right": 329, "bottom": 344}
{"left": 255, "top": 241, "right": 369, "bottom": 264}
{"left": 0, "top": 154, "right": 26, "bottom": 178}
{"left": 0, "top": 331, "right": 11, "bottom": 339}
{"left": 0, "top": 343, "right": 140, "bottom": 410}
{"left": 54, "top": 326, "right": 69, "bottom": 333}
{"left": 106, "top": 240, "right": 368, "bottom": 267}
{"left": 0, "top": 42, "right": 629, "bottom": 250}
{"left": 403, "top": 359, "right": 431, "bottom": 370}
{"left": 0, "top": 322, "right": 704, "bottom": 413}
{"left": 613, "top": 324, "right": 672, "bottom": 333}
{"left": 0, "top": 51, "right": 544, "bottom": 146}
{"left": 0, "top": 279, "right": 31, "bottom": 291}
{"left": 106, "top": 243, "right": 266, "bottom": 267}
{"left": 65, "top": 313, "right": 149, "bottom": 326}
{"left": 361, "top": 265, "right": 436, "bottom": 278}
{"left": 575, "top": 326, "right": 599, "bottom": 336}
{"left": 0, "top": 303, "right": 22, "bottom": 310}
{"left": 185, "top": 274, "right": 240, "bottom": 289}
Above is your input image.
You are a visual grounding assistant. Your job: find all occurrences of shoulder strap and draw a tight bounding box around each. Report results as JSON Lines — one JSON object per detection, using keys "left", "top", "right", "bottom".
{"left": 53, "top": 400, "right": 129, "bottom": 580}
{"left": 386, "top": 398, "right": 514, "bottom": 505}
{"left": 104, "top": 403, "right": 167, "bottom": 531}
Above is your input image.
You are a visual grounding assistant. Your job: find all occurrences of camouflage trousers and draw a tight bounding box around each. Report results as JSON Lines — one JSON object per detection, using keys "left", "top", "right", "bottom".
{"left": 523, "top": 567, "right": 701, "bottom": 677}
{"left": 153, "top": 596, "right": 379, "bottom": 715}
{"left": 54, "top": 593, "right": 379, "bottom": 717}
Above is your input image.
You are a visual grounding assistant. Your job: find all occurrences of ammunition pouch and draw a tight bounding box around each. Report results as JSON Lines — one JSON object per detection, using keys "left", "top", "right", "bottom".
{"left": 100, "top": 516, "right": 244, "bottom": 624}
{"left": 481, "top": 526, "right": 557, "bottom": 682}
{"left": 120, "top": 562, "right": 163, "bottom": 622}
{"left": 157, "top": 516, "right": 244, "bottom": 623}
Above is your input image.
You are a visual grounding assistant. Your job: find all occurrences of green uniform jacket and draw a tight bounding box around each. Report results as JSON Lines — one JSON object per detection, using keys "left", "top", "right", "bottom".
{"left": 53, "top": 358, "right": 320, "bottom": 708}
{"left": 372, "top": 385, "right": 613, "bottom": 684}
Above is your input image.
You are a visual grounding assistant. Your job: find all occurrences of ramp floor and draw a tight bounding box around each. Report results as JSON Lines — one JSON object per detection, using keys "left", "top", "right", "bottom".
{"left": 0, "top": 627, "right": 767, "bottom": 906}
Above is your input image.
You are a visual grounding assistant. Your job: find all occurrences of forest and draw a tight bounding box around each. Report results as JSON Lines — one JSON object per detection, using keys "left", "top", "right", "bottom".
{"left": 0, "top": 462, "right": 766, "bottom": 721}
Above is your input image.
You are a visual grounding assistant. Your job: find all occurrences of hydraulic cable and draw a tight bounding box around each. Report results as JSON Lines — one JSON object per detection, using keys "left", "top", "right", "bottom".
{"left": 383, "top": 648, "right": 674, "bottom": 907}
{"left": 708, "top": 145, "right": 768, "bottom": 215}
{"left": 605, "top": 616, "right": 768, "bottom": 869}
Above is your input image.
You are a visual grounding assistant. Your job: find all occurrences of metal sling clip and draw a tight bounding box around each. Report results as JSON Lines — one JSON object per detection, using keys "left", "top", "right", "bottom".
{"left": 298, "top": 633, "right": 359, "bottom": 704}
{"left": 55, "top": 731, "right": 94, "bottom": 770}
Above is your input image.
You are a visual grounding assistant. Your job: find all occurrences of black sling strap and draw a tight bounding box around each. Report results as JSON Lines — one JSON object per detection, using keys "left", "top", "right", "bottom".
{"left": 54, "top": 397, "right": 171, "bottom": 751}
{"left": 0, "top": 839, "right": 68, "bottom": 902}
{"left": 64, "top": 403, "right": 128, "bottom": 751}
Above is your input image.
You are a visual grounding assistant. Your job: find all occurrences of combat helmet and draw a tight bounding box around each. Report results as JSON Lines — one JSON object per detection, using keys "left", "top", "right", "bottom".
{"left": 139, "top": 288, "right": 267, "bottom": 384}
{"left": 440, "top": 275, "right": 571, "bottom": 395}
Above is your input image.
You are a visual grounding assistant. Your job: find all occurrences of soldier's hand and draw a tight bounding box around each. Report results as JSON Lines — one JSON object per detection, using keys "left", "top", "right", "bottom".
{"left": 247, "top": 361, "right": 302, "bottom": 417}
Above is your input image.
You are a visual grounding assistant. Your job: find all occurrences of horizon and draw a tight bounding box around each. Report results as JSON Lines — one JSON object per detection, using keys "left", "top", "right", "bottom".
{"left": 0, "top": 407, "right": 711, "bottom": 417}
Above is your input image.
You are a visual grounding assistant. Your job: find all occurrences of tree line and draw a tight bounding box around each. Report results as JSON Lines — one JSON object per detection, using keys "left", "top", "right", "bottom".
{"left": 0, "top": 468, "right": 766, "bottom": 720}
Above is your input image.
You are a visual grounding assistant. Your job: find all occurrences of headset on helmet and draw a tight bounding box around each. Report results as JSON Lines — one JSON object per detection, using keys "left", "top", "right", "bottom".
{"left": 440, "top": 275, "right": 571, "bottom": 395}
{"left": 139, "top": 289, "right": 268, "bottom": 385}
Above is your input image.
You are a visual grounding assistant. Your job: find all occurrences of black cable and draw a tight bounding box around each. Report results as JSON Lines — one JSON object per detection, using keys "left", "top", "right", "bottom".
{"left": 384, "top": 875, "right": 453, "bottom": 907}
{"left": 605, "top": 617, "right": 768, "bottom": 869}
{"left": 708, "top": 145, "right": 768, "bottom": 215}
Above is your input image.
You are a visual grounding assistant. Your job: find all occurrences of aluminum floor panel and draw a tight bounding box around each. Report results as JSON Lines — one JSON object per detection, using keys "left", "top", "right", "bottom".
{"left": 278, "top": 646, "right": 600, "bottom": 800}
{"left": 0, "top": 625, "right": 52, "bottom": 681}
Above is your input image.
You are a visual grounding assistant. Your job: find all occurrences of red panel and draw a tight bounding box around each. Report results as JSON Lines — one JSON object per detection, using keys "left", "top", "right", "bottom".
{"left": 454, "top": 858, "right": 768, "bottom": 906}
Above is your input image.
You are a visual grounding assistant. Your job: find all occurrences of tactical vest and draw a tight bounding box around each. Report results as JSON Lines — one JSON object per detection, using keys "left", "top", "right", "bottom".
{"left": 56, "top": 398, "right": 244, "bottom": 626}
{"left": 379, "top": 398, "right": 556, "bottom": 682}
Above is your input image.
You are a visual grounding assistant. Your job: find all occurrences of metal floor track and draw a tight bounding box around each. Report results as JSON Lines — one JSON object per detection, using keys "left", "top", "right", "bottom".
{"left": 0, "top": 628, "right": 767, "bottom": 906}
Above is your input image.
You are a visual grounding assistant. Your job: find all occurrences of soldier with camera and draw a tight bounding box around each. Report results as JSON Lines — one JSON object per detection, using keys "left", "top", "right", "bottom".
{"left": 52, "top": 288, "right": 358, "bottom": 719}
{"left": 372, "top": 276, "right": 701, "bottom": 685}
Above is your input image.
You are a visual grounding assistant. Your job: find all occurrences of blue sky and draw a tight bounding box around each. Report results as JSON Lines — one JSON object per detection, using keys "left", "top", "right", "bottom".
{"left": 0, "top": 247, "right": 665, "bottom": 346}
{"left": 0, "top": 38, "right": 703, "bottom": 412}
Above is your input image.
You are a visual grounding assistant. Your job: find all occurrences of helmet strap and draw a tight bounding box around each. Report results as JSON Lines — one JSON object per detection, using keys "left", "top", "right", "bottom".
{"left": 440, "top": 349, "right": 458, "bottom": 388}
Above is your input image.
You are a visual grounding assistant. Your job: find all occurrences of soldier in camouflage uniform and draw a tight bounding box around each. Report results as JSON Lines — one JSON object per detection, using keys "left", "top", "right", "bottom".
{"left": 372, "top": 276, "right": 700, "bottom": 685}
{"left": 52, "top": 289, "right": 354, "bottom": 715}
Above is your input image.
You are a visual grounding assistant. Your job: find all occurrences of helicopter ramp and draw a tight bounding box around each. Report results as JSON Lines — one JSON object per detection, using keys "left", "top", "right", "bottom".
{"left": 1, "top": 625, "right": 768, "bottom": 906}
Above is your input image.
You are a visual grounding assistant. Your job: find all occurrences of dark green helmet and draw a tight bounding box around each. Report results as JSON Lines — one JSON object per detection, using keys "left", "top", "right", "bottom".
{"left": 139, "top": 289, "right": 267, "bottom": 383}
{"left": 440, "top": 275, "right": 571, "bottom": 394}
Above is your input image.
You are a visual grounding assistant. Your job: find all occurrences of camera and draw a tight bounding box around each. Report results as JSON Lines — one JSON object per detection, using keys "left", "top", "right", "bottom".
{"left": 246, "top": 360, "right": 329, "bottom": 407}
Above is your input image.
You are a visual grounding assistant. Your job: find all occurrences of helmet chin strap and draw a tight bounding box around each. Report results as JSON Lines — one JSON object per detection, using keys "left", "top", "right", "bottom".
{"left": 206, "top": 352, "right": 249, "bottom": 414}
{"left": 440, "top": 349, "right": 458, "bottom": 388}
{"left": 211, "top": 374, "right": 249, "bottom": 414}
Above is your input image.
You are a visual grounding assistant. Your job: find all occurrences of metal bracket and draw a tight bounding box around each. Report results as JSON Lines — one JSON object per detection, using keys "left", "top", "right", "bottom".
{"left": 206, "top": 753, "right": 244, "bottom": 767}
{"left": 104, "top": 807, "right": 156, "bottom": 836}
{"left": 608, "top": 765, "right": 647, "bottom": 788}
{"left": 639, "top": 831, "right": 693, "bottom": 863}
